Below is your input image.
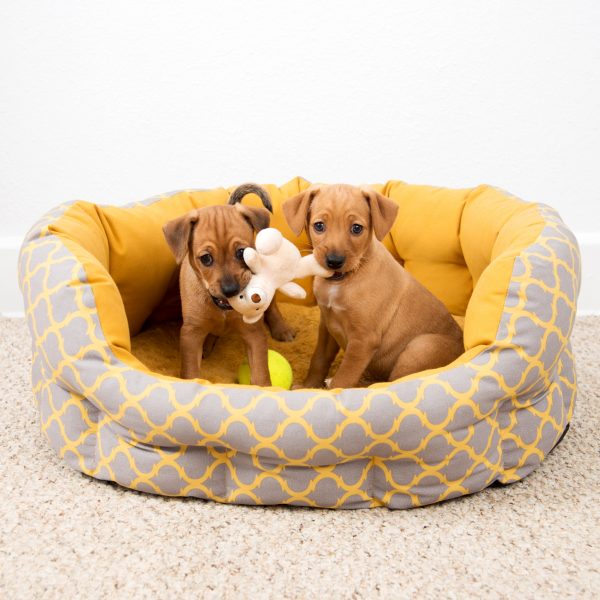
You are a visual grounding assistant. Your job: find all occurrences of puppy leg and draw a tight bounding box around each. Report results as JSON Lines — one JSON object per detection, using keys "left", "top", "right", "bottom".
{"left": 240, "top": 323, "right": 272, "bottom": 386}
{"left": 264, "top": 300, "right": 296, "bottom": 342}
{"left": 389, "top": 333, "right": 464, "bottom": 380}
{"left": 180, "top": 323, "right": 208, "bottom": 379}
{"left": 202, "top": 333, "right": 219, "bottom": 358}
{"left": 302, "top": 320, "right": 340, "bottom": 388}
{"left": 328, "top": 337, "right": 378, "bottom": 389}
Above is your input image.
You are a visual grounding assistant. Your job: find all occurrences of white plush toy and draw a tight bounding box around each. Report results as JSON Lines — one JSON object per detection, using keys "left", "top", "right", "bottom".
{"left": 230, "top": 228, "right": 331, "bottom": 323}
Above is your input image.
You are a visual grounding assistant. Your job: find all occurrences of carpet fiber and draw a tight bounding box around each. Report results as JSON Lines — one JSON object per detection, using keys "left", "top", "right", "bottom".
{"left": 1, "top": 316, "right": 598, "bottom": 598}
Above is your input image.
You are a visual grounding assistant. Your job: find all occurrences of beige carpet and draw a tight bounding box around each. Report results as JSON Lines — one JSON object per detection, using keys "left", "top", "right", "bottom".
{"left": 1, "top": 317, "right": 598, "bottom": 599}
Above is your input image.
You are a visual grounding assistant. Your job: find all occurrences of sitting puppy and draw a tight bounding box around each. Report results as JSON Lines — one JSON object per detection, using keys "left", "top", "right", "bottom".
{"left": 163, "top": 184, "right": 294, "bottom": 383}
{"left": 283, "top": 184, "right": 464, "bottom": 388}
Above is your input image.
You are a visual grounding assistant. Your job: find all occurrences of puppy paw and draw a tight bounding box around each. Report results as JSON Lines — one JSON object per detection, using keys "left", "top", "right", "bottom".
{"left": 298, "top": 378, "right": 324, "bottom": 389}
{"left": 269, "top": 323, "right": 297, "bottom": 342}
{"left": 324, "top": 378, "right": 332, "bottom": 389}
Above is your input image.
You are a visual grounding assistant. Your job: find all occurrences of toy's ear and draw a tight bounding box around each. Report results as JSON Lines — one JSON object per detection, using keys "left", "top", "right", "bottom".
{"left": 282, "top": 186, "right": 320, "bottom": 237}
{"left": 163, "top": 211, "right": 199, "bottom": 264}
{"left": 361, "top": 187, "right": 399, "bottom": 241}
{"left": 235, "top": 204, "right": 271, "bottom": 232}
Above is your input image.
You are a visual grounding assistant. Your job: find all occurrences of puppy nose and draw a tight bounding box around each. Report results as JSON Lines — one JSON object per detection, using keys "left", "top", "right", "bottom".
{"left": 220, "top": 278, "right": 240, "bottom": 298}
{"left": 326, "top": 254, "right": 346, "bottom": 269}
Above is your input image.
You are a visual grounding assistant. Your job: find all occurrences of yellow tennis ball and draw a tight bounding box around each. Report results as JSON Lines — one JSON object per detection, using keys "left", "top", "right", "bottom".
{"left": 238, "top": 350, "right": 293, "bottom": 389}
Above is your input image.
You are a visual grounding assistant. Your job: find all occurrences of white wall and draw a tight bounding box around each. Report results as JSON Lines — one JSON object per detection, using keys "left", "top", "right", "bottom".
{"left": 1, "top": 1, "right": 599, "bottom": 313}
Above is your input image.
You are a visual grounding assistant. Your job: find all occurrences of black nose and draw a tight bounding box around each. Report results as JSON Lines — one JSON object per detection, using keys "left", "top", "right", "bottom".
{"left": 326, "top": 254, "right": 346, "bottom": 269}
{"left": 220, "top": 278, "right": 240, "bottom": 298}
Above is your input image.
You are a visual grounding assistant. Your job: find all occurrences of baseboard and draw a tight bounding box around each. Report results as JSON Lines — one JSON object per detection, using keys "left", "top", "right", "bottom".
{"left": 0, "top": 236, "right": 25, "bottom": 316}
{"left": 575, "top": 233, "right": 600, "bottom": 316}
{"left": 1, "top": 233, "right": 600, "bottom": 317}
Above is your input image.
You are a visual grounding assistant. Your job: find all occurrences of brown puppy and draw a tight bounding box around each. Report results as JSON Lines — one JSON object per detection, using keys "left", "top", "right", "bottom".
{"left": 163, "top": 184, "right": 294, "bottom": 383}
{"left": 283, "top": 184, "right": 464, "bottom": 388}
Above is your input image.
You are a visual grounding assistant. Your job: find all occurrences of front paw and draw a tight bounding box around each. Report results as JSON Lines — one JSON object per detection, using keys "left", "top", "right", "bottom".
{"left": 326, "top": 376, "right": 355, "bottom": 389}
{"left": 300, "top": 377, "right": 325, "bottom": 389}
{"left": 269, "top": 322, "right": 297, "bottom": 342}
{"left": 252, "top": 375, "right": 272, "bottom": 387}
{"left": 181, "top": 368, "right": 199, "bottom": 379}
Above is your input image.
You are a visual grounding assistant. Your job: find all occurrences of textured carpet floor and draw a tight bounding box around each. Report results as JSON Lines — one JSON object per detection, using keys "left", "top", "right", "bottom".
{"left": 1, "top": 317, "right": 598, "bottom": 599}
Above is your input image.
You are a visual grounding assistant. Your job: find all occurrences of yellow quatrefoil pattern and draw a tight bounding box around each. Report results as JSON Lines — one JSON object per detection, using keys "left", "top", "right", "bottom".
{"left": 18, "top": 178, "right": 580, "bottom": 509}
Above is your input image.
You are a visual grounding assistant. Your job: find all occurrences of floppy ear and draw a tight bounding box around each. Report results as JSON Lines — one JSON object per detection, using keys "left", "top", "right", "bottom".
{"left": 282, "top": 187, "right": 320, "bottom": 236}
{"left": 163, "top": 211, "right": 198, "bottom": 264}
{"left": 361, "top": 188, "right": 399, "bottom": 241}
{"left": 235, "top": 204, "right": 271, "bottom": 232}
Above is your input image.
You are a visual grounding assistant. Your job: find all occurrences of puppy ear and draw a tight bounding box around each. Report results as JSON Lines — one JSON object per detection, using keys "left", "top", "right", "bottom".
{"left": 235, "top": 204, "right": 271, "bottom": 232}
{"left": 361, "top": 188, "right": 399, "bottom": 240}
{"left": 163, "top": 211, "right": 198, "bottom": 264}
{"left": 282, "top": 187, "right": 320, "bottom": 236}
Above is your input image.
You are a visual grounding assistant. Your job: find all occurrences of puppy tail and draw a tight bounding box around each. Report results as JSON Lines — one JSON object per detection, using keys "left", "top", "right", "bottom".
{"left": 228, "top": 183, "right": 273, "bottom": 213}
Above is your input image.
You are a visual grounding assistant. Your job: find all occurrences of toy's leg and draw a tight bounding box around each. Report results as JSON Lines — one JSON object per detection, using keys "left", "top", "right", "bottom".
{"left": 302, "top": 319, "right": 340, "bottom": 388}
{"left": 389, "top": 333, "right": 463, "bottom": 380}
{"left": 242, "top": 247, "right": 261, "bottom": 271}
{"left": 278, "top": 282, "right": 306, "bottom": 299}
{"left": 296, "top": 254, "right": 331, "bottom": 279}
{"left": 265, "top": 300, "right": 296, "bottom": 341}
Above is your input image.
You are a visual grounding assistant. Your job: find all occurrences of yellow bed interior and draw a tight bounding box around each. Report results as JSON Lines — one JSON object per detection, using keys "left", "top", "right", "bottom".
{"left": 47, "top": 177, "right": 545, "bottom": 385}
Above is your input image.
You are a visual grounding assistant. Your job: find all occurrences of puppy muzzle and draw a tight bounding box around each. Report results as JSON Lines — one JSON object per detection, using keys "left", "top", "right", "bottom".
{"left": 328, "top": 271, "right": 346, "bottom": 281}
{"left": 211, "top": 295, "right": 234, "bottom": 310}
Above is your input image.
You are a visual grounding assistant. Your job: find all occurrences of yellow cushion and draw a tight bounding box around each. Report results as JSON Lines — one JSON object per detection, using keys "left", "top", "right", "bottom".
{"left": 50, "top": 178, "right": 543, "bottom": 356}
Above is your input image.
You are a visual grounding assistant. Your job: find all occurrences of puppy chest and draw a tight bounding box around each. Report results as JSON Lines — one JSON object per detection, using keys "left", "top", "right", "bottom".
{"left": 315, "top": 283, "right": 346, "bottom": 311}
{"left": 317, "top": 308, "right": 346, "bottom": 349}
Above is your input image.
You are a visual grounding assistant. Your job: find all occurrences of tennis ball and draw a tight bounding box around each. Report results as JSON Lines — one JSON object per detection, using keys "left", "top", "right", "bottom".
{"left": 238, "top": 350, "right": 293, "bottom": 389}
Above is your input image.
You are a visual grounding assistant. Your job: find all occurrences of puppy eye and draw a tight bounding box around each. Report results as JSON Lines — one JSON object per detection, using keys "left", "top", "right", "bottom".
{"left": 199, "top": 254, "right": 213, "bottom": 266}
{"left": 313, "top": 221, "right": 326, "bottom": 233}
{"left": 351, "top": 224, "right": 364, "bottom": 235}
{"left": 235, "top": 248, "right": 246, "bottom": 261}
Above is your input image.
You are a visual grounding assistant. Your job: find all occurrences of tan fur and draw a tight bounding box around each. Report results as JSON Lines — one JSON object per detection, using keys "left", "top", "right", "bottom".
{"left": 163, "top": 194, "right": 295, "bottom": 383}
{"left": 283, "top": 184, "right": 464, "bottom": 388}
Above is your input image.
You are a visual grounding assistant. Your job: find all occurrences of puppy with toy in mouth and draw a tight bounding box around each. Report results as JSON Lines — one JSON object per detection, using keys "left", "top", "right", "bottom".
{"left": 163, "top": 184, "right": 295, "bottom": 383}
{"left": 283, "top": 184, "right": 464, "bottom": 389}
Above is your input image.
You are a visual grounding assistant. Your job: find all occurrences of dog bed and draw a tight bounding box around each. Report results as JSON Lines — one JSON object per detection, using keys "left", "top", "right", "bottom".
{"left": 18, "top": 177, "right": 580, "bottom": 509}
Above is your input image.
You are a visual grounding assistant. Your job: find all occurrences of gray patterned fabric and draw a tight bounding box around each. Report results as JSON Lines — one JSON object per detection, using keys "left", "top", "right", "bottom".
{"left": 18, "top": 188, "right": 580, "bottom": 509}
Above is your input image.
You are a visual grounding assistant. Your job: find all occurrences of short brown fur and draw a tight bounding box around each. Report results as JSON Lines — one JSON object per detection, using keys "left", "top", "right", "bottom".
{"left": 283, "top": 184, "right": 464, "bottom": 388}
{"left": 163, "top": 186, "right": 295, "bottom": 383}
